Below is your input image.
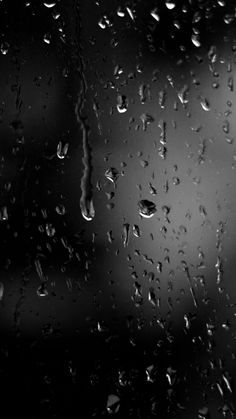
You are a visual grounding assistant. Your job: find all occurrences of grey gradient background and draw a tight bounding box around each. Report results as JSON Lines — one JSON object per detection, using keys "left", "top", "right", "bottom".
{"left": 0, "top": 0, "right": 236, "bottom": 417}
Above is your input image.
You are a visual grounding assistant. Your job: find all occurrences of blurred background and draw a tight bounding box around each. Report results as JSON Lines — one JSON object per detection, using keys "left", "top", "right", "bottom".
{"left": 0, "top": 0, "right": 236, "bottom": 417}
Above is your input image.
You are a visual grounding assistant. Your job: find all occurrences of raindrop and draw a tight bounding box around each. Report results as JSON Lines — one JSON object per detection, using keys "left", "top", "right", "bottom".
{"left": 198, "top": 406, "right": 210, "bottom": 419}
{"left": 191, "top": 34, "right": 201, "bottom": 47}
{"left": 228, "top": 76, "right": 233, "bottom": 91}
{"left": 106, "top": 394, "right": 120, "bottom": 414}
{"left": 43, "top": 33, "right": 51, "bottom": 44}
{"left": 81, "top": 198, "right": 95, "bottom": 221}
{"left": 140, "top": 113, "right": 154, "bottom": 131}
{"left": 165, "top": 1, "right": 175, "bottom": 10}
{"left": 46, "top": 223, "right": 56, "bottom": 237}
{"left": 57, "top": 141, "right": 69, "bottom": 159}
{"left": 0, "top": 41, "right": 10, "bottom": 55}
{"left": 55, "top": 204, "right": 66, "bottom": 215}
{"left": 126, "top": 7, "right": 134, "bottom": 21}
{"left": 148, "top": 287, "right": 157, "bottom": 307}
{"left": 178, "top": 85, "right": 189, "bottom": 104}
{"left": 37, "top": 283, "right": 48, "bottom": 297}
{"left": 222, "top": 120, "right": 230, "bottom": 134}
{"left": 105, "top": 167, "right": 120, "bottom": 186}
{"left": 0, "top": 282, "right": 4, "bottom": 301}
{"left": 117, "top": 94, "right": 128, "bottom": 113}
{"left": 151, "top": 8, "right": 160, "bottom": 22}
{"left": 156, "top": 261, "right": 162, "bottom": 273}
{"left": 138, "top": 200, "right": 157, "bottom": 218}
{"left": 200, "top": 98, "right": 210, "bottom": 111}
{"left": 0, "top": 206, "right": 8, "bottom": 221}
{"left": 43, "top": 1, "right": 56, "bottom": 7}
{"left": 133, "top": 224, "right": 141, "bottom": 237}
{"left": 98, "top": 15, "right": 112, "bottom": 29}
{"left": 122, "top": 223, "right": 130, "bottom": 247}
{"left": 159, "top": 90, "right": 166, "bottom": 109}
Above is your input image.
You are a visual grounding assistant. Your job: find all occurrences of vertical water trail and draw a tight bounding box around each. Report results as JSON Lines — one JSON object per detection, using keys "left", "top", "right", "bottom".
{"left": 74, "top": 0, "right": 95, "bottom": 221}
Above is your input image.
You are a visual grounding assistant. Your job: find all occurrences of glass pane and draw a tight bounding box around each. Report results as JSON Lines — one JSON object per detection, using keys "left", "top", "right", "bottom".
{"left": 0, "top": 0, "right": 236, "bottom": 417}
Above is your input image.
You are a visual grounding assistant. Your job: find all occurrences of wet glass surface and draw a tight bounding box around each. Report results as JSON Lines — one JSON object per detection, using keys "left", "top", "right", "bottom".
{"left": 0, "top": 0, "right": 236, "bottom": 417}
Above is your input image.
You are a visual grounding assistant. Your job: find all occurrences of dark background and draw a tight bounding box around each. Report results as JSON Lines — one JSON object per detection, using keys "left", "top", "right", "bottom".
{"left": 0, "top": 0, "right": 236, "bottom": 417}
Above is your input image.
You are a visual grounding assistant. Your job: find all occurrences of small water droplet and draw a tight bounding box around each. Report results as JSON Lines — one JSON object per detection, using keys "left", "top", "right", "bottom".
{"left": 122, "top": 223, "right": 130, "bottom": 247}
{"left": 55, "top": 204, "right": 66, "bottom": 215}
{"left": 0, "top": 282, "right": 4, "bottom": 301}
{"left": 81, "top": 198, "right": 95, "bottom": 221}
{"left": 140, "top": 113, "right": 154, "bottom": 131}
{"left": 0, "top": 206, "right": 8, "bottom": 221}
{"left": 37, "top": 283, "right": 48, "bottom": 297}
{"left": 0, "top": 41, "right": 10, "bottom": 55}
{"left": 198, "top": 406, "right": 210, "bottom": 419}
{"left": 57, "top": 141, "right": 69, "bottom": 159}
{"left": 43, "top": 33, "right": 51, "bottom": 44}
{"left": 200, "top": 98, "right": 210, "bottom": 111}
{"left": 148, "top": 287, "right": 157, "bottom": 307}
{"left": 46, "top": 223, "right": 55, "bottom": 237}
{"left": 133, "top": 224, "right": 141, "bottom": 237}
{"left": 105, "top": 167, "right": 120, "bottom": 186}
{"left": 178, "top": 85, "right": 189, "bottom": 104}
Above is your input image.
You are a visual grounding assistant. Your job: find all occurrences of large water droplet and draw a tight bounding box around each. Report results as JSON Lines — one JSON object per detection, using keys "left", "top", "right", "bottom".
{"left": 138, "top": 200, "right": 157, "bottom": 218}
{"left": 43, "top": 1, "right": 56, "bottom": 8}
{"left": 117, "top": 94, "right": 128, "bottom": 113}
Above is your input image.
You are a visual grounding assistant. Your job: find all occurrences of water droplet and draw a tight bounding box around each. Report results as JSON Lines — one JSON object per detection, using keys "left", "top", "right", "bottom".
{"left": 228, "top": 76, "right": 233, "bottom": 91}
{"left": 0, "top": 282, "right": 4, "bottom": 301}
{"left": 222, "top": 120, "right": 230, "bottom": 134}
{"left": 138, "top": 200, "right": 157, "bottom": 218}
{"left": 106, "top": 394, "right": 120, "bottom": 414}
{"left": 117, "top": 94, "right": 128, "bottom": 113}
{"left": 166, "top": 1, "right": 175, "bottom": 10}
{"left": 191, "top": 34, "right": 201, "bottom": 47}
{"left": 200, "top": 98, "right": 210, "bottom": 111}
{"left": 140, "top": 113, "right": 154, "bottom": 131}
{"left": 146, "top": 365, "right": 155, "bottom": 382}
{"left": 55, "top": 204, "right": 66, "bottom": 215}
{"left": 133, "top": 224, "right": 141, "bottom": 237}
{"left": 0, "top": 206, "right": 8, "bottom": 221}
{"left": 81, "top": 198, "right": 95, "bottom": 221}
{"left": 98, "top": 15, "right": 112, "bottom": 29}
{"left": 105, "top": 167, "right": 120, "bottom": 186}
{"left": 156, "top": 261, "right": 162, "bottom": 273}
{"left": 148, "top": 287, "right": 157, "bottom": 307}
{"left": 0, "top": 41, "right": 10, "bottom": 55}
{"left": 151, "top": 8, "right": 160, "bottom": 22}
{"left": 57, "top": 141, "right": 69, "bottom": 159}
{"left": 159, "top": 90, "right": 166, "bottom": 109}
{"left": 117, "top": 7, "right": 125, "bottom": 18}
{"left": 46, "top": 223, "right": 56, "bottom": 237}
{"left": 178, "top": 85, "right": 189, "bottom": 104}
{"left": 37, "top": 283, "right": 48, "bottom": 297}
{"left": 126, "top": 7, "right": 134, "bottom": 20}
{"left": 122, "top": 223, "right": 130, "bottom": 247}
{"left": 43, "top": 1, "right": 56, "bottom": 8}
{"left": 198, "top": 406, "right": 210, "bottom": 419}
{"left": 43, "top": 33, "right": 51, "bottom": 44}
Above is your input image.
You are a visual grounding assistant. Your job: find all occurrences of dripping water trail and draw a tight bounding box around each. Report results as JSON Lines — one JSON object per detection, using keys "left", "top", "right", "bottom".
{"left": 74, "top": 0, "right": 94, "bottom": 221}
